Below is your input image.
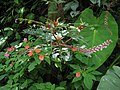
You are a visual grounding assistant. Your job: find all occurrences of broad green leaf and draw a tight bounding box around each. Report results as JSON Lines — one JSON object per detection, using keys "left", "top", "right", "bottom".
{"left": 75, "top": 8, "right": 118, "bottom": 70}
{"left": 97, "top": 66, "right": 120, "bottom": 90}
{"left": 83, "top": 74, "right": 93, "bottom": 90}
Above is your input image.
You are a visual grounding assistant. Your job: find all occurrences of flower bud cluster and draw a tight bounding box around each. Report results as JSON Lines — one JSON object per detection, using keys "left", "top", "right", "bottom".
{"left": 78, "top": 40, "right": 112, "bottom": 53}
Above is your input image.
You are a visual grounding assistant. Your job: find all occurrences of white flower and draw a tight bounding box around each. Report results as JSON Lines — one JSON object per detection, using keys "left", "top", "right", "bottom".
{"left": 14, "top": 43, "right": 23, "bottom": 48}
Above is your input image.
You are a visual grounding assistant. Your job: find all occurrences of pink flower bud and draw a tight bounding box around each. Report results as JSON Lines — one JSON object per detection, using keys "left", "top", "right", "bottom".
{"left": 4, "top": 53, "right": 9, "bottom": 57}
{"left": 7, "top": 48, "right": 12, "bottom": 52}
{"left": 23, "top": 38, "right": 27, "bottom": 42}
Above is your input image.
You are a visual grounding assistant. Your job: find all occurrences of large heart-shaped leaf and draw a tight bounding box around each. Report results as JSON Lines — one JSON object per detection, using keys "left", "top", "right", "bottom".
{"left": 97, "top": 66, "right": 120, "bottom": 90}
{"left": 75, "top": 8, "right": 118, "bottom": 69}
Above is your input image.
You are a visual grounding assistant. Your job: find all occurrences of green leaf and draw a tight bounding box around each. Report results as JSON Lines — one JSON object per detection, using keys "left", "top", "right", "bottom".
{"left": 45, "top": 82, "right": 54, "bottom": 89}
{"left": 13, "top": 73, "right": 20, "bottom": 79}
{"left": 70, "top": 64, "right": 81, "bottom": 70}
{"left": 0, "top": 74, "right": 7, "bottom": 80}
{"left": 75, "top": 53, "right": 88, "bottom": 65}
{"left": 11, "top": 87, "right": 19, "bottom": 90}
{"left": 75, "top": 8, "right": 118, "bottom": 70}
{"left": 48, "top": 2, "right": 58, "bottom": 20}
{"left": 45, "top": 56, "right": 51, "bottom": 65}
{"left": 0, "top": 64, "right": 3, "bottom": 69}
{"left": 91, "top": 70, "right": 102, "bottom": 75}
{"left": 28, "top": 86, "right": 37, "bottom": 90}
{"left": 90, "top": 0, "right": 97, "bottom": 4}
{"left": 19, "top": 7, "right": 25, "bottom": 14}
{"left": 26, "top": 13, "right": 35, "bottom": 20}
{"left": 14, "top": 0, "right": 19, "bottom": 4}
{"left": 83, "top": 74, "right": 93, "bottom": 90}
{"left": 34, "top": 55, "right": 41, "bottom": 65}
{"left": 7, "top": 31, "right": 13, "bottom": 37}
{"left": 15, "top": 32, "right": 20, "bottom": 39}
{"left": 20, "top": 80, "right": 28, "bottom": 89}
{"left": 55, "top": 87, "right": 65, "bottom": 90}
{"left": 64, "top": 1, "right": 73, "bottom": 11}
{"left": 28, "top": 62, "right": 37, "bottom": 72}
{"left": 34, "top": 83, "right": 45, "bottom": 89}
{"left": 74, "top": 80, "right": 82, "bottom": 90}
{"left": 60, "top": 81, "right": 67, "bottom": 87}
{"left": 72, "top": 77, "right": 82, "bottom": 83}
{"left": 70, "top": 0, "right": 79, "bottom": 11}
{"left": 0, "top": 86, "right": 10, "bottom": 90}
{"left": 97, "top": 66, "right": 120, "bottom": 90}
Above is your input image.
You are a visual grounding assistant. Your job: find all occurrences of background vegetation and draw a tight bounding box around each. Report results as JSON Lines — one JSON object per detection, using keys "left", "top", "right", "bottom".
{"left": 0, "top": 0, "right": 120, "bottom": 90}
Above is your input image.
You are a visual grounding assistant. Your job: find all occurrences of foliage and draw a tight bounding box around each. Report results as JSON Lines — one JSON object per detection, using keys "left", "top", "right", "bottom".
{"left": 0, "top": 7, "right": 118, "bottom": 90}
{"left": 0, "top": 0, "right": 120, "bottom": 90}
{"left": 64, "top": 0, "right": 80, "bottom": 18}
{"left": 97, "top": 66, "right": 120, "bottom": 90}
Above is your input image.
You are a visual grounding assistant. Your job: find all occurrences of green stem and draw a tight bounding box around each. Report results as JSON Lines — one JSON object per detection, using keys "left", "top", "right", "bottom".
{"left": 108, "top": 54, "right": 120, "bottom": 69}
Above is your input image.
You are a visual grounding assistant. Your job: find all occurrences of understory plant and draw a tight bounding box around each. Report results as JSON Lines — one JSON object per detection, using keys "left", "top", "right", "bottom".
{"left": 0, "top": 8, "right": 118, "bottom": 90}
